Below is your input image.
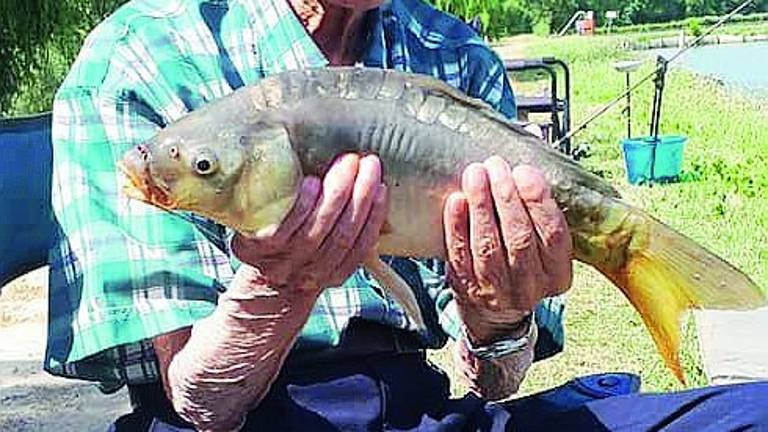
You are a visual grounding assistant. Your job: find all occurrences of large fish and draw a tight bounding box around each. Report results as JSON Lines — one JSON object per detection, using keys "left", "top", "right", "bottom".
{"left": 119, "top": 67, "right": 766, "bottom": 383}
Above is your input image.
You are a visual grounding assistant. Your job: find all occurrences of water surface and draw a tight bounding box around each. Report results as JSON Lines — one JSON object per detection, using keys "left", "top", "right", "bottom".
{"left": 657, "top": 42, "right": 768, "bottom": 97}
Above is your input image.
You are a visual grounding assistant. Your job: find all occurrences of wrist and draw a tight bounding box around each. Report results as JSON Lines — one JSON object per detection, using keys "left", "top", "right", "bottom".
{"left": 226, "top": 265, "right": 277, "bottom": 297}
{"left": 220, "top": 265, "right": 317, "bottom": 322}
{"left": 228, "top": 265, "right": 318, "bottom": 300}
{"left": 463, "top": 310, "right": 533, "bottom": 346}
{"left": 461, "top": 312, "right": 536, "bottom": 361}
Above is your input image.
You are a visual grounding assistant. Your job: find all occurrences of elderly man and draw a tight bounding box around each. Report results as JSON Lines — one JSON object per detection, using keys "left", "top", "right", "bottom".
{"left": 47, "top": 0, "right": 768, "bottom": 430}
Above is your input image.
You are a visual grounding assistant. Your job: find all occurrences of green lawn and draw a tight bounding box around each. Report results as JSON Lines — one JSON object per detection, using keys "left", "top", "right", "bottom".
{"left": 429, "top": 34, "right": 768, "bottom": 397}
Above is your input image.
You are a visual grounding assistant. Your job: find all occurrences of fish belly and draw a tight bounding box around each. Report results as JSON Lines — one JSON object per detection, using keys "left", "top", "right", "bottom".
{"left": 377, "top": 176, "right": 452, "bottom": 258}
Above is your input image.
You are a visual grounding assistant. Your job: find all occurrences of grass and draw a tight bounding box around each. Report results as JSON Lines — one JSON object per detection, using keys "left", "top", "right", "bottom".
{"left": 429, "top": 34, "right": 768, "bottom": 397}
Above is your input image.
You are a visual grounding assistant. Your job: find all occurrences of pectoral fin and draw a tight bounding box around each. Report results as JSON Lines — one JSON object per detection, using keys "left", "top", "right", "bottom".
{"left": 364, "top": 256, "right": 427, "bottom": 332}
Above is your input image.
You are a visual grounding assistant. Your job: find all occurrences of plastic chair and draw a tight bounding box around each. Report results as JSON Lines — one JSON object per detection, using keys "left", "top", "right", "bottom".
{"left": 0, "top": 112, "right": 56, "bottom": 287}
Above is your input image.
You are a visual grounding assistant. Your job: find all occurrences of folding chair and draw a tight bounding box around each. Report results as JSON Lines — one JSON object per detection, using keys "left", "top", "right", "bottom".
{"left": 0, "top": 112, "right": 56, "bottom": 288}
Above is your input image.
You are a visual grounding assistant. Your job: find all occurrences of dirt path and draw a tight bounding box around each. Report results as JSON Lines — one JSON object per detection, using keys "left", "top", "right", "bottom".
{"left": 490, "top": 34, "right": 537, "bottom": 59}
{"left": 0, "top": 269, "right": 130, "bottom": 432}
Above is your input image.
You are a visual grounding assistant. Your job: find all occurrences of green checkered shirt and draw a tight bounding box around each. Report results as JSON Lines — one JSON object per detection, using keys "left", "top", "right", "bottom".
{"left": 46, "top": 0, "right": 565, "bottom": 387}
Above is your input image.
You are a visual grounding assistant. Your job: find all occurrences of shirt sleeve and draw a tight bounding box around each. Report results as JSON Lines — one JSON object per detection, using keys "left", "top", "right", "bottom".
{"left": 461, "top": 44, "right": 518, "bottom": 120}
{"left": 45, "top": 25, "right": 233, "bottom": 385}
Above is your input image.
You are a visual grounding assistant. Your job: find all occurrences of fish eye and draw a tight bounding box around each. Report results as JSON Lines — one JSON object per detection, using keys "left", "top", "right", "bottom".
{"left": 193, "top": 152, "right": 218, "bottom": 175}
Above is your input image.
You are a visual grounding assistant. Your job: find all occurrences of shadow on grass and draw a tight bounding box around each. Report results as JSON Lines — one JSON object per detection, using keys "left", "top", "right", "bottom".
{"left": 620, "top": 169, "right": 706, "bottom": 187}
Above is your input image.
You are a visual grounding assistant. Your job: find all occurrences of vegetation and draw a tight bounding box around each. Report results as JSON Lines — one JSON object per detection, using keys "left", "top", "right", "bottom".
{"left": 0, "top": 0, "right": 128, "bottom": 115}
{"left": 596, "top": 11, "right": 768, "bottom": 34}
{"left": 431, "top": 34, "right": 768, "bottom": 395}
{"left": 431, "top": 0, "right": 533, "bottom": 38}
{"left": 434, "top": 0, "right": 768, "bottom": 38}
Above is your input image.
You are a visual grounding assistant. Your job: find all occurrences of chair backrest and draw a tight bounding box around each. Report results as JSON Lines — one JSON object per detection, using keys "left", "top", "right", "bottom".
{"left": 0, "top": 112, "right": 55, "bottom": 287}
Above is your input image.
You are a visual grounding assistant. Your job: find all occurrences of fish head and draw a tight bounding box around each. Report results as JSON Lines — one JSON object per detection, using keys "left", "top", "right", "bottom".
{"left": 118, "top": 123, "right": 250, "bottom": 222}
{"left": 119, "top": 117, "right": 302, "bottom": 237}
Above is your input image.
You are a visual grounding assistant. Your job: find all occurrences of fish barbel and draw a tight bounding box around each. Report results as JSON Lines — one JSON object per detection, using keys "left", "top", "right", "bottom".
{"left": 119, "top": 67, "right": 766, "bottom": 383}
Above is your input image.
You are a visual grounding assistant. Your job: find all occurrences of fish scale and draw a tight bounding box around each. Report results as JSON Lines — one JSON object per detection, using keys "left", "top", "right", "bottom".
{"left": 120, "top": 66, "right": 767, "bottom": 384}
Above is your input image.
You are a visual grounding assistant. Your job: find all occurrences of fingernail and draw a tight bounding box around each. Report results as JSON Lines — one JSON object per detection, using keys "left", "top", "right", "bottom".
{"left": 462, "top": 163, "right": 487, "bottom": 192}
{"left": 484, "top": 155, "right": 506, "bottom": 168}
{"left": 512, "top": 165, "right": 548, "bottom": 201}
{"left": 447, "top": 192, "right": 467, "bottom": 215}
{"left": 330, "top": 153, "right": 359, "bottom": 170}
{"left": 360, "top": 153, "right": 381, "bottom": 167}
{"left": 483, "top": 156, "right": 512, "bottom": 178}
{"left": 360, "top": 154, "right": 382, "bottom": 178}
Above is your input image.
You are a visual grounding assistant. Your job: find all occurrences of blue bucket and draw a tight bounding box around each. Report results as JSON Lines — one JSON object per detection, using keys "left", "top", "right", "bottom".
{"left": 621, "top": 135, "right": 686, "bottom": 184}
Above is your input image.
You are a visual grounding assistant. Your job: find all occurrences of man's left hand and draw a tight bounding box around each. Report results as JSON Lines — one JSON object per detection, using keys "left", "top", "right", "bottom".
{"left": 443, "top": 157, "right": 573, "bottom": 346}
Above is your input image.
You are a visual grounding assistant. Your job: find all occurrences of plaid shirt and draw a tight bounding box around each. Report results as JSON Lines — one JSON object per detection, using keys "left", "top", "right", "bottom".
{"left": 46, "top": 0, "right": 564, "bottom": 387}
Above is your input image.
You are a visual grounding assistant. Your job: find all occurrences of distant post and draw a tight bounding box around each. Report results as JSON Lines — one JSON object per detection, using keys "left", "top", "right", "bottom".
{"left": 612, "top": 60, "right": 644, "bottom": 138}
{"left": 605, "top": 11, "right": 618, "bottom": 34}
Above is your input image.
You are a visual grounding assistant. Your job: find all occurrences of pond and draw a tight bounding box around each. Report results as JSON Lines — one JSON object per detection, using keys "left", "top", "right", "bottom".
{"left": 656, "top": 41, "right": 768, "bottom": 97}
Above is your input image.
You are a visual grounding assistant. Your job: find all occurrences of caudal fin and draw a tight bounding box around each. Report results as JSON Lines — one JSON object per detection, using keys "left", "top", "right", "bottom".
{"left": 590, "top": 207, "right": 766, "bottom": 384}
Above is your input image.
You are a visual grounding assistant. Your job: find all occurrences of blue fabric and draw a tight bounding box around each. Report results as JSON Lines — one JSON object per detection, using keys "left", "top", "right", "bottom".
{"left": 509, "top": 380, "right": 768, "bottom": 431}
{"left": 506, "top": 372, "right": 642, "bottom": 418}
{"left": 120, "top": 354, "right": 768, "bottom": 431}
{"left": 363, "top": 0, "right": 518, "bottom": 121}
{"left": 0, "top": 113, "right": 55, "bottom": 287}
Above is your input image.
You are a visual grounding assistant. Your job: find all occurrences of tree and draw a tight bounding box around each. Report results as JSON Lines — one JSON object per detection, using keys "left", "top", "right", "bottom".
{"left": 0, "top": 0, "right": 127, "bottom": 114}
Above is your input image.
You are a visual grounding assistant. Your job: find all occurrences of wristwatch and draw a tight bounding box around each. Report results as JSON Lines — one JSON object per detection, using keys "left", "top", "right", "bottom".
{"left": 461, "top": 312, "right": 535, "bottom": 361}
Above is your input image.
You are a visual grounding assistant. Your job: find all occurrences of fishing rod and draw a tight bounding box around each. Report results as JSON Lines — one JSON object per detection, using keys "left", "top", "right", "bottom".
{"left": 552, "top": 0, "right": 757, "bottom": 150}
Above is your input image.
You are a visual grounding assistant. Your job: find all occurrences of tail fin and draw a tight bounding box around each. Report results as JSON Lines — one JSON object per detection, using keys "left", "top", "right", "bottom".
{"left": 588, "top": 206, "right": 766, "bottom": 384}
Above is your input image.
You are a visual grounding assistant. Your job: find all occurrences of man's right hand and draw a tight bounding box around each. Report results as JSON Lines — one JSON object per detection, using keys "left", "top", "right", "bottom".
{"left": 155, "top": 153, "right": 388, "bottom": 432}
{"left": 231, "top": 153, "right": 389, "bottom": 298}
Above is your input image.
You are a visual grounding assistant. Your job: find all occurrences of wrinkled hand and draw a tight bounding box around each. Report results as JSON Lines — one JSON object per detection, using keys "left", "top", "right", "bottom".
{"left": 232, "top": 154, "right": 388, "bottom": 298}
{"left": 444, "top": 157, "right": 573, "bottom": 346}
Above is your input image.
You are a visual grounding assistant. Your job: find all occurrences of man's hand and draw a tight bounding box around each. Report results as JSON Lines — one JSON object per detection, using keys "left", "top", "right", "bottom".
{"left": 444, "top": 157, "right": 573, "bottom": 346}
{"left": 158, "top": 154, "right": 388, "bottom": 432}
{"left": 232, "top": 153, "right": 388, "bottom": 297}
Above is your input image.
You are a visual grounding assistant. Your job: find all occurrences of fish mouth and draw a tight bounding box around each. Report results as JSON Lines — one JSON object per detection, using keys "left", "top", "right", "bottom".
{"left": 116, "top": 160, "right": 179, "bottom": 210}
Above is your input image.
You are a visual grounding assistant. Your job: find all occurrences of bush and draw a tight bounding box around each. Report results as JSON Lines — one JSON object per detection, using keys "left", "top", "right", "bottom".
{"left": 532, "top": 17, "right": 551, "bottom": 36}
{"left": 429, "top": 0, "right": 533, "bottom": 39}
{"left": 688, "top": 17, "right": 703, "bottom": 36}
{"left": 0, "top": 0, "right": 128, "bottom": 115}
